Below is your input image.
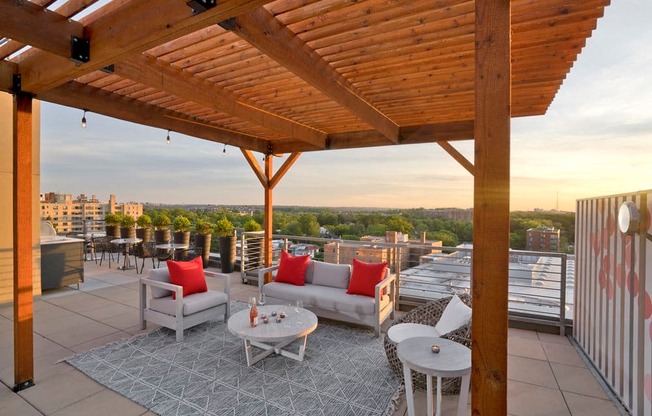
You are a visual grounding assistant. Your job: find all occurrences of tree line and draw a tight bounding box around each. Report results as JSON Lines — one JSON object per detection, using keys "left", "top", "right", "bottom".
{"left": 144, "top": 206, "right": 575, "bottom": 252}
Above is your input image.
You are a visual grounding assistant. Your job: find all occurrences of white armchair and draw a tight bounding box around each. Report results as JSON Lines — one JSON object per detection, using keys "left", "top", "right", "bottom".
{"left": 139, "top": 268, "right": 231, "bottom": 341}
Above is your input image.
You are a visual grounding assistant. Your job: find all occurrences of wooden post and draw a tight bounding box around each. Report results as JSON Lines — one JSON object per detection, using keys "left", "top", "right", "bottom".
{"left": 13, "top": 93, "right": 35, "bottom": 391}
{"left": 263, "top": 154, "right": 273, "bottom": 278}
{"left": 473, "top": 0, "right": 511, "bottom": 414}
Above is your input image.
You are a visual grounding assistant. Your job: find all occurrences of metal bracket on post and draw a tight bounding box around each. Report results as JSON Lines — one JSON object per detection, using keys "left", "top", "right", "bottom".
{"left": 70, "top": 36, "right": 90, "bottom": 64}
{"left": 266, "top": 143, "right": 274, "bottom": 156}
{"left": 325, "top": 138, "right": 332, "bottom": 149}
{"left": 218, "top": 17, "right": 238, "bottom": 31}
{"left": 100, "top": 64, "right": 114, "bottom": 74}
{"left": 13, "top": 379, "right": 35, "bottom": 392}
{"left": 186, "top": 0, "right": 216, "bottom": 15}
{"left": 11, "top": 74, "right": 21, "bottom": 94}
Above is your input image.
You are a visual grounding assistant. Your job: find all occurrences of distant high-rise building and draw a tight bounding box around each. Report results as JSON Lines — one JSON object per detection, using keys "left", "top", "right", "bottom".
{"left": 40, "top": 193, "right": 143, "bottom": 234}
{"left": 526, "top": 226, "right": 560, "bottom": 252}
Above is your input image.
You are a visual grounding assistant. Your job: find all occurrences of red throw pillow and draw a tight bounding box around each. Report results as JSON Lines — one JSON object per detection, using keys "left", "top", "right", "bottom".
{"left": 167, "top": 256, "right": 207, "bottom": 299}
{"left": 347, "top": 259, "right": 387, "bottom": 298}
{"left": 275, "top": 250, "right": 310, "bottom": 286}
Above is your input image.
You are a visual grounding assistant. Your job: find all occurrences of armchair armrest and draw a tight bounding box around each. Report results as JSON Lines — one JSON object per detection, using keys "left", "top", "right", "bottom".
{"left": 375, "top": 273, "right": 396, "bottom": 301}
{"left": 140, "top": 277, "right": 184, "bottom": 298}
{"left": 258, "top": 265, "right": 279, "bottom": 292}
{"left": 205, "top": 270, "right": 231, "bottom": 296}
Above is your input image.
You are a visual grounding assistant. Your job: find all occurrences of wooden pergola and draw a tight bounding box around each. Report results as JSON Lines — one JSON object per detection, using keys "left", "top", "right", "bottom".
{"left": 2, "top": 0, "right": 610, "bottom": 413}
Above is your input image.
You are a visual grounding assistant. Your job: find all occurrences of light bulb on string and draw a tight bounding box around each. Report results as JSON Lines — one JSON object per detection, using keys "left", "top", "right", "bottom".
{"left": 166, "top": 130, "right": 171, "bottom": 145}
{"left": 81, "top": 110, "right": 87, "bottom": 128}
{"left": 222, "top": 143, "right": 227, "bottom": 156}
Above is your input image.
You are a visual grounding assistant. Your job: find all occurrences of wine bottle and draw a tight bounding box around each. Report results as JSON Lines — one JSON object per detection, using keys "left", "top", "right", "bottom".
{"left": 249, "top": 297, "right": 258, "bottom": 327}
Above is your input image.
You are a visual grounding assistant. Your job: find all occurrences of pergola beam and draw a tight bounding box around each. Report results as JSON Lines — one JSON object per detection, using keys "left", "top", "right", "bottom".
{"left": 114, "top": 56, "right": 326, "bottom": 148}
{"left": 273, "top": 120, "right": 474, "bottom": 153}
{"left": 227, "top": 7, "right": 400, "bottom": 142}
{"left": 0, "top": 0, "right": 84, "bottom": 59}
{"left": 38, "top": 81, "right": 270, "bottom": 153}
{"left": 472, "top": 0, "right": 511, "bottom": 414}
{"left": 12, "top": 0, "right": 273, "bottom": 94}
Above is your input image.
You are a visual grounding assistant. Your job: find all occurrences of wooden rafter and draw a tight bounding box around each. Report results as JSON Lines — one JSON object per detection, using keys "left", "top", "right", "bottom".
{"left": 114, "top": 55, "right": 326, "bottom": 148}
{"left": 0, "top": 0, "right": 102, "bottom": 60}
{"left": 37, "top": 81, "right": 269, "bottom": 153}
{"left": 226, "top": 7, "right": 400, "bottom": 142}
{"left": 7, "top": 0, "right": 272, "bottom": 94}
{"left": 0, "top": 0, "right": 83, "bottom": 59}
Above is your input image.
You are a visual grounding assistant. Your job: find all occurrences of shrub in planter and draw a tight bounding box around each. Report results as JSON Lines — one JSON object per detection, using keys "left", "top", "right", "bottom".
{"left": 152, "top": 213, "right": 171, "bottom": 243}
{"left": 194, "top": 219, "right": 214, "bottom": 268}
{"left": 172, "top": 215, "right": 191, "bottom": 245}
{"left": 215, "top": 216, "right": 235, "bottom": 273}
{"left": 104, "top": 213, "right": 122, "bottom": 238}
{"left": 136, "top": 214, "right": 152, "bottom": 242}
{"left": 120, "top": 214, "right": 136, "bottom": 238}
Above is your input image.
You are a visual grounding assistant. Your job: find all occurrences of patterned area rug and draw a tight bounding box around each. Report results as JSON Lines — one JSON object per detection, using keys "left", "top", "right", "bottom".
{"left": 65, "top": 302, "right": 401, "bottom": 416}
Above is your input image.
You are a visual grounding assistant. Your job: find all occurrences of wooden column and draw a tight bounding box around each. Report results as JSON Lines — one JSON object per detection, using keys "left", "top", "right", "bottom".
{"left": 263, "top": 155, "right": 273, "bottom": 271}
{"left": 13, "top": 93, "right": 35, "bottom": 391}
{"left": 472, "top": 0, "right": 511, "bottom": 414}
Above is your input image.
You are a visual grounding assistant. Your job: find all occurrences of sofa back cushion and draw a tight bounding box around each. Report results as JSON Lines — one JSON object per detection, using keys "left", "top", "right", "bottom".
{"left": 149, "top": 268, "right": 172, "bottom": 299}
{"left": 311, "top": 261, "right": 351, "bottom": 289}
{"left": 304, "top": 260, "right": 316, "bottom": 284}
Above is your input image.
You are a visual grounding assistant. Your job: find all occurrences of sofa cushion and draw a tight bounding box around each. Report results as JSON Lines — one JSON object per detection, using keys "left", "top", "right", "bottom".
{"left": 263, "top": 282, "right": 376, "bottom": 315}
{"left": 148, "top": 268, "right": 173, "bottom": 299}
{"left": 311, "top": 261, "right": 351, "bottom": 289}
{"left": 347, "top": 259, "right": 388, "bottom": 298}
{"left": 275, "top": 250, "right": 310, "bottom": 286}
{"left": 150, "top": 290, "right": 228, "bottom": 316}
{"left": 434, "top": 294, "right": 472, "bottom": 336}
{"left": 167, "top": 257, "right": 207, "bottom": 299}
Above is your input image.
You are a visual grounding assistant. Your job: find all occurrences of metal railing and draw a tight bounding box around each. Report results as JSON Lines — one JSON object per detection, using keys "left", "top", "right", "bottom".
{"left": 240, "top": 232, "right": 572, "bottom": 334}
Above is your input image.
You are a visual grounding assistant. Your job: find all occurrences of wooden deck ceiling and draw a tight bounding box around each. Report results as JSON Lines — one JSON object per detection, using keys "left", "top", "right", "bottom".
{"left": 1, "top": 0, "right": 610, "bottom": 155}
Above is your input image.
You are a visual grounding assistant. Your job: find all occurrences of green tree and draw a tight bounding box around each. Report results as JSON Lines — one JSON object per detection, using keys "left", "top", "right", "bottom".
{"left": 243, "top": 218, "right": 262, "bottom": 232}
{"left": 385, "top": 215, "right": 414, "bottom": 235}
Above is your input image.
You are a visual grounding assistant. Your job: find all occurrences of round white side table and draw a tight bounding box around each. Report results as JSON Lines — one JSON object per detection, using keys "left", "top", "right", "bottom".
{"left": 397, "top": 336, "right": 471, "bottom": 416}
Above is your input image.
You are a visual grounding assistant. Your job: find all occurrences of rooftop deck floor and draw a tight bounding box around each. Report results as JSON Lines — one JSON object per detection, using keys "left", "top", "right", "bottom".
{"left": 0, "top": 260, "right": 624, "bottom": 416}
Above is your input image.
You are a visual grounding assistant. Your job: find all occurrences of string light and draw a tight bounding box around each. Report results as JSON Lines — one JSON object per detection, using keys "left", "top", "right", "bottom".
{"left": 166, "top": 130, "right": 171, "bottom": 145}
{"left": 222, "top": 143, "right": 227, "bottom": 156}
{"left": 81, "top": 110, "right": 87, "bottom": 128}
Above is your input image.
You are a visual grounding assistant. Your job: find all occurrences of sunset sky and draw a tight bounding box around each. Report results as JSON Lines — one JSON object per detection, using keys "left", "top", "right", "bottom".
{"left": 40, "top": 1, "right": 651, "bottom": 212}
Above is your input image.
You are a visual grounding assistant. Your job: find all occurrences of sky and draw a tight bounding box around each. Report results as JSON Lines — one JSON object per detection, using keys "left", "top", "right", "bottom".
{"left": 39, "top": 0, "right": 652, "bottom": 212}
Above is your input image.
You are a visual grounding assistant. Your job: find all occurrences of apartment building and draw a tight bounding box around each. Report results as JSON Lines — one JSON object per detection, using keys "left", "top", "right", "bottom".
{"left": 526, "top": 226, "right": 560, "bottom": 252}
{"left": 324, "top": 231, "right": 442, "bottom": 271}
{"left": 40, "top": 193, "right": 143, "bottom": 234}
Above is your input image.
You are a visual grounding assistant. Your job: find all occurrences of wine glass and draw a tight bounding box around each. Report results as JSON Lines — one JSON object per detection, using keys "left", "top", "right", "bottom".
{"left": 259, "top": 292, "right": 266, "bottom": 306}
{"left": 294, "top": 300, "right": 303, "bottom": 312}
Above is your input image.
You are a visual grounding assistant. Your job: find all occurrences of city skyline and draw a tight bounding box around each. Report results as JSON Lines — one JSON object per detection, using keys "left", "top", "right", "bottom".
{"left": 40, "top": 1, "right": 651, "bottom": 212}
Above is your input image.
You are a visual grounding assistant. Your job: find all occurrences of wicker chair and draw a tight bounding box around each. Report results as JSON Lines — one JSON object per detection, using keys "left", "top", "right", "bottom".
{"left": 95, "top": 236, "right": 119, "bottom": 267}
{"left": 384, "top": 293, "right": 472, "bottom": 394}
{"left": 135, "top": 241, "right": 157, "bottom": 274}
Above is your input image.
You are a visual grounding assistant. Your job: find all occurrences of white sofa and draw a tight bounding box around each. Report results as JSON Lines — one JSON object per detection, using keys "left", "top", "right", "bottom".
{"left": 139, "top": 269, "right": 231, "bottom": 341}
{"left": 258, "top": 260, "right": 396, "bottom": 337}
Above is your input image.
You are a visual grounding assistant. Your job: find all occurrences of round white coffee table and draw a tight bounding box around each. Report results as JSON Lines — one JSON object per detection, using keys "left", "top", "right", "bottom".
{"left": 228, "top": 305, "right": 318, "bottom": 366}
{"left": 397, "top": 336, "right": 471, "bottom": 416}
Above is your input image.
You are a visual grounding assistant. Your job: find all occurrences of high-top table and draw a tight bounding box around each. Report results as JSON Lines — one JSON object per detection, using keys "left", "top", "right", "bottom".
{"left": 110, "top": 237, "right": 142, "bottom": 271}
{"left": 397, "top": 336, "right": 471, "bottom": 416}
{"left": 228, "top": 305, "right": 318, "bottom": 366}
{"left": 155, "top": 242, "right": 189, "bottom": 260}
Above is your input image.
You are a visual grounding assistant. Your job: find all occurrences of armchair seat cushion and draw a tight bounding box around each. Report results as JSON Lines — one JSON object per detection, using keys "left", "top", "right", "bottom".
{"left": 150, "top": 290, "right": 228, "bottom": 316}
